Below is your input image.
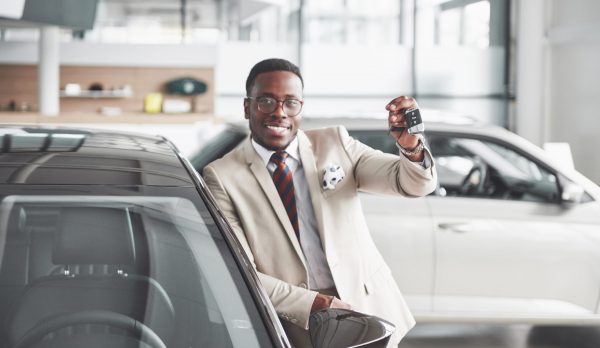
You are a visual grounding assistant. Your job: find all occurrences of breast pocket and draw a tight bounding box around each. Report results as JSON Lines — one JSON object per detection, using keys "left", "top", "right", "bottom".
{"left": 321, "top": 171, "right": 353, "bottom": 199}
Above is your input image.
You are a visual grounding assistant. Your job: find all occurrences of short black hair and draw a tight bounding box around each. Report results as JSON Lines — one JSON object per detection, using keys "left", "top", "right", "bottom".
{"left": 245, "top": 58, "right": 304, "bottom": 96}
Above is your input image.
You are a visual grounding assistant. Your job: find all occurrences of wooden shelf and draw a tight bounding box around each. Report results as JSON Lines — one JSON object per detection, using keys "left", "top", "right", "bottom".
{"left": 59, "top": 90, "right": 132, "bottom": 98}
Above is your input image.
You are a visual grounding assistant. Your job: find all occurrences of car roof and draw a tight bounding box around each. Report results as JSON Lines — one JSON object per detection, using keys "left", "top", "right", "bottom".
{"left": 305, "top": 108, "right": 478, "bottom": 128}
{"left": 0, "top": 125, "right": 193, "bottom": 186}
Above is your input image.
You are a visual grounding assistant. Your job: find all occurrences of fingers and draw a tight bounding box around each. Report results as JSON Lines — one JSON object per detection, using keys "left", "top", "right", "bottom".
{"left": 389, "top": 113, "right": 406, "bottom": 128}
{"left": 330, "top": 297, "right": 352, "bottom": 310}
{"left": 385, "top": 96, "right": 418, "bottom": 112}
{"left": 387, "top": 96, "right": 418, "bottom": 130}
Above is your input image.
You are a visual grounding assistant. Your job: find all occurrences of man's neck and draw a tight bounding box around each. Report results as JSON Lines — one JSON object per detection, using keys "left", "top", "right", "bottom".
{"left": 251, "top": 136, "right": 300, "bottom": 166}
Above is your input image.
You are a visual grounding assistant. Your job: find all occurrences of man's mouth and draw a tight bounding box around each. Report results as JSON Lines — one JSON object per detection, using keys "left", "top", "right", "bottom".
{"left": 265, "top": 124, "right": 290, "bottom": 133}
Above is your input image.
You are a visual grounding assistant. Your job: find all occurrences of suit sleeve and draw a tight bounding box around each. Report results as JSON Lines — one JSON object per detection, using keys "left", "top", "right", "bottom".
{"left": 337, "top": 126, "right": 438, "bottom": 197}
{"left": 202, "top": 165, "right": 318, "bottom": 329}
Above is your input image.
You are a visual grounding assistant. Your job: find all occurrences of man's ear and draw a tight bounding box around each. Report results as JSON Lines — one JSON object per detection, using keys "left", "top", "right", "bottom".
{"left": 243, "top": 98, "right": 250, "bottom": 119}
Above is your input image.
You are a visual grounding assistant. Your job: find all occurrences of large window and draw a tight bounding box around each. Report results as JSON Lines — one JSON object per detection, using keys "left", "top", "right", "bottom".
{"left": 304, "top": 0, "right": 403, "bottom": 44}
{"left": 437, "top": 0, "right": 490, "bottom": 47}
{"left": 417, "top": 0, "right": 496, "bottom": 47}
{"left": 89, "top": 0, "right": 221, "bottom": 44}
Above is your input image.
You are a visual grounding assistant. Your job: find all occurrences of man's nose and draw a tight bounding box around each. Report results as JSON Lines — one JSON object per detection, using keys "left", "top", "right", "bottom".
{"left": 271, "top": 101, "right": 287, "bottom": 117}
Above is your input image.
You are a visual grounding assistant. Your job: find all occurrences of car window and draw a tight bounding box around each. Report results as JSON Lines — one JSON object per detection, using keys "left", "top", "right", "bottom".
{"left": 347, "top": 130, "right": 399, "bottom": 155}
{"left": 427, "top": 133, "right": 560, "bottom": 203}
{"left": 347, "top": 129, "right": 560, "bottom": 203}
{"left": 190, "top": 128, "right": 247, "bottom": 173}
{"left": 0, "top": 194, "right": 272, "bottom": 348}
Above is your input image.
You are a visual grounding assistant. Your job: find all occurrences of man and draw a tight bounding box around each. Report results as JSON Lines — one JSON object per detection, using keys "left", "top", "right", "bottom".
{"left": 203, "top": 58, "right": 437, "bottom": 347}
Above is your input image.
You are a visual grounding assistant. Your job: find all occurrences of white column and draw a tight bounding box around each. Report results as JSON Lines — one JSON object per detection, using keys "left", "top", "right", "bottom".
{"left": 38, "top": 26, "right": 60, "bottom": 116}
{"left": 515, "top": 0, "right": 547, "bottom": 146}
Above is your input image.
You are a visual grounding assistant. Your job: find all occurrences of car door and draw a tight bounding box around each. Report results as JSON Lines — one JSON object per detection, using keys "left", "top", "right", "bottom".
{"left": 426, "top": 131, "right": 600, "bottom": 320}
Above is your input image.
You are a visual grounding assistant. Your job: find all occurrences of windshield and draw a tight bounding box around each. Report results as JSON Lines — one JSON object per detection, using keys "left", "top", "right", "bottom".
{"left": 0, "top": 193, "right": 272, "bottom": 348}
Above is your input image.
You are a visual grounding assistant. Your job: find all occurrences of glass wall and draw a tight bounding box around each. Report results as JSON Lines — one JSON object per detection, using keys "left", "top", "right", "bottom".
{"left": 304, "top": 0, "right": 402, "bottom": 45}
{"left": 414, "top": 0, "right": 510, "bottom": 126}
{"left": 89, "top": 0, "right": 220, "bottom": 44}
{"left": 0, "top": 0, "right": 511, "bottom": 124}
{"left": 416, "top": 0, "right": 492, "bottom": 47}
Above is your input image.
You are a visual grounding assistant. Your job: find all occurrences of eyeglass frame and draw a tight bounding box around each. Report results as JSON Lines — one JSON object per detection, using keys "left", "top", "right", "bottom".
{"left": 246, "top": 96, "right": 304, "bottom": 117}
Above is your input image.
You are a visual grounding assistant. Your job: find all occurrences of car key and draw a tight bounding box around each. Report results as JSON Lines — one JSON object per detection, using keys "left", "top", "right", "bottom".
{"left": 389, "top": 107, "right": 425, "bottom": 134}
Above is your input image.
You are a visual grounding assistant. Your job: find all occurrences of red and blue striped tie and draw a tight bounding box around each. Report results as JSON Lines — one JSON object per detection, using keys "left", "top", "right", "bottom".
{"left": 270, "top": 151, "right": 300, "bottom": 239}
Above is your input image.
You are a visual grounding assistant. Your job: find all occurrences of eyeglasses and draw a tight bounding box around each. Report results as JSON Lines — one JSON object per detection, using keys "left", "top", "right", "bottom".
{"left": 247, "top": 96, "right": 303, "bottom": 117}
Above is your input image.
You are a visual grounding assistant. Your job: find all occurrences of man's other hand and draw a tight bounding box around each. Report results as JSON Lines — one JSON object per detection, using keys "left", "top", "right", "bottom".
{"left": 311, "top": 293, "right": 352, "bottom": 314}
{"left": 330, "top": 297, "right": 352, "bottom": 310}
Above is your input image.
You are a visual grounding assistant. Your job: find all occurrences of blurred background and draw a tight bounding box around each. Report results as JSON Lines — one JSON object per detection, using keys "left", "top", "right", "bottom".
{"left": 2, "top": 1, "right": 600, "bottom": 347}
{"left": 0, "top": 0, "right": 598, "bottom": 186}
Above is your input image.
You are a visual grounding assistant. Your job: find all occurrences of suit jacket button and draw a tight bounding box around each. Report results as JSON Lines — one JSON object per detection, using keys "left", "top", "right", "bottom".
{"left": 298, "top": 282, "right": 307, "bottom": 289}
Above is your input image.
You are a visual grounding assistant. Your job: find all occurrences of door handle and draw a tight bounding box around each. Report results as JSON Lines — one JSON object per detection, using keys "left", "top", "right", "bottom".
{"left": 438, "top": 222, "right": 471, "bottom": 233}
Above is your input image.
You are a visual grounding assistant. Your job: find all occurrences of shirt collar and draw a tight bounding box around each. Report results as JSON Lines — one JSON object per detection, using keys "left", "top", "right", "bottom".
{"left": 251, "top": 136, "right": 300, "bottom": 167}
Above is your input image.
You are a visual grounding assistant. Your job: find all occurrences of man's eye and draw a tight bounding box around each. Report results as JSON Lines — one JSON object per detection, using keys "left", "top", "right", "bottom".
{"left": 260, "top": 98, "right": 276, "bottom": 106}
{"left": 285, "top": 100, "right": 300, "bottom": 107}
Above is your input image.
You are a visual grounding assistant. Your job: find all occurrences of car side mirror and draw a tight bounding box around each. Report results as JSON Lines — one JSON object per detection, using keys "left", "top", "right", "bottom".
{"left": 309, "top": 308, "right": 395, "bottom": 348}
{"left": 561, "top": 182, "right": 584, "bottom": 206}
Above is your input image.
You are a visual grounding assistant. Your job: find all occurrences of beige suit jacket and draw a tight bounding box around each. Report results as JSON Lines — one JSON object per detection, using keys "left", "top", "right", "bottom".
{"left": 203, "top": 126, "right": 437, "bottom": 347}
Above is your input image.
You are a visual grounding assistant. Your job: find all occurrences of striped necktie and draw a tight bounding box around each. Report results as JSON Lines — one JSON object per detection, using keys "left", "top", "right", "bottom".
{"left": 270, "top": 151, "right": 300, "bottom": 239}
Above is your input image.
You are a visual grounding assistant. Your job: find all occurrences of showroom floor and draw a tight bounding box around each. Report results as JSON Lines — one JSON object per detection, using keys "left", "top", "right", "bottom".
{"left": 399, "top": 324, "right": 600, "bottom": 348}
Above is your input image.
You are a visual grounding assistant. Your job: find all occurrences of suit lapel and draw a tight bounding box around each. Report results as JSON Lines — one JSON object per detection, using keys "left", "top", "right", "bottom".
{"left": 243, "top": 138, "right": 306, "bottom": 267}
{"left": 297, "top": 131, "right": 329, "bottom": 251}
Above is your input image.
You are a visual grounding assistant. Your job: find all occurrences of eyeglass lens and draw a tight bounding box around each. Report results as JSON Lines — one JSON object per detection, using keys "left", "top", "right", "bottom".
{"left": 257, "top": 97, "right": 302, "bottom": 116}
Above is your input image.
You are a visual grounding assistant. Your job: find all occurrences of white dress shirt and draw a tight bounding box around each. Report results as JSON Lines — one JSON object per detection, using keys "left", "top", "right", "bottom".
{"left": 252, "top": 137, "right": 336, "bottom": 290}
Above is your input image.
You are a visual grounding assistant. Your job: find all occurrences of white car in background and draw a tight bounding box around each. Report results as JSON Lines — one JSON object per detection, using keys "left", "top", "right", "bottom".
{"left": 190, "top": 116, "right": 600, "bottom": 326}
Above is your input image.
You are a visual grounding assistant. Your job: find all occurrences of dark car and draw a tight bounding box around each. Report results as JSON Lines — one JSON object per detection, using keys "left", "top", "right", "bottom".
{"left": 0, "top": 125, "right": 393, "bottom": 348}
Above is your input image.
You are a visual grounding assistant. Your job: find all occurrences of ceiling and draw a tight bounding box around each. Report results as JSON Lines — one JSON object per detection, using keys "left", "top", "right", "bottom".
{"left": 0, "top": 0, "right": 280, "bottom": 31}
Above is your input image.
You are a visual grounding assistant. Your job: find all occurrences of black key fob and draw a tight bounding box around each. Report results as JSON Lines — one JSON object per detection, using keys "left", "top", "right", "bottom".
{"left": 390, "top": 107, "right": 425, "bottom": 134}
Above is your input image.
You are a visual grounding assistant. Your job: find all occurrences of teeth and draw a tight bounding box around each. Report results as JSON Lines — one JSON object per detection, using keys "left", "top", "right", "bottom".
{"left": 267, "top": 125, "right": 288, "bottom": 132}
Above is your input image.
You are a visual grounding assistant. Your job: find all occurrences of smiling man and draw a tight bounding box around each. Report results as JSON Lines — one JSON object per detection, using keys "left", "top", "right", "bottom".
{"left": 203, "top": 58, "right": 437, "bottom": 347}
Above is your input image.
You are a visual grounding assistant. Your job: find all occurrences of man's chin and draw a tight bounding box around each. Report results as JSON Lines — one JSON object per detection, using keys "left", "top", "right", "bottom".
{"left": 264, "top": 139, "right": 292, "bottom": 151}
{"left": 253, "top": 131, "right": 296, "bottom": 151}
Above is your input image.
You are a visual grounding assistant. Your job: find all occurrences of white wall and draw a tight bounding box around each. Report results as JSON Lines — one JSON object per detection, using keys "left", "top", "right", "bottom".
{"left": 0, "top": 41, "right": 217, "bottom": 67}
{"left": 215, "top": 42, "right": 414, "bottom": 97}
{"left": 547, "top": 0, "right": 600, "bottom": 184}
{"left": 514, "top": 0, "right": 546, "bottom": 146}
{"left": 416, "top": 46, "right": 507, "bottom": 126}
{"left": 416, "top": 47, "right": 505, "bottom": 96}
{"left": 214, "top": 42, "right": 416, "bottom": 119}
{"left": 301, "top": 44, "right": 413, "bottom": 96}
{"left": 515, "top": 0, "right": 600, "bottom": 183}
{"left": 215, "top": 42, "right": 296, "bottom": 96}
